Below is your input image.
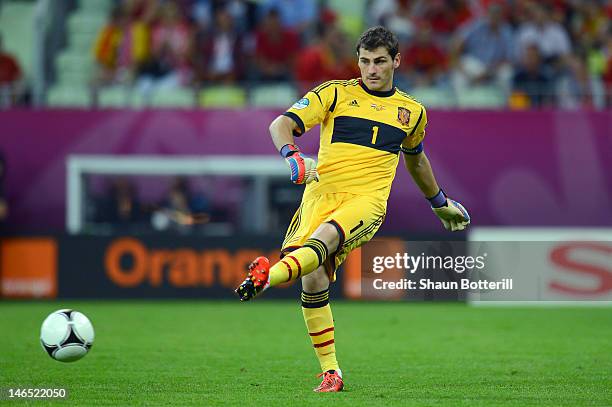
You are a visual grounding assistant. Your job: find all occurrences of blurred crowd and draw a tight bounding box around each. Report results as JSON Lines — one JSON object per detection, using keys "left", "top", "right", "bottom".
{"left": 89, "top": 0, "right": 612, "bottom": 108}
{"left": 91, "top": 176, "right": 216, "bottom": 234}
{"left": 92, "top": 0, "right": 358, "bottom": 97}
{"left": 88, "top": 175, "right": 298, "bottom": 235}
{"left": 0, "top": 33, "right": 25, "bottom": 108}
{"left": 2, "top": 0, "right": 612, "bottom": 108}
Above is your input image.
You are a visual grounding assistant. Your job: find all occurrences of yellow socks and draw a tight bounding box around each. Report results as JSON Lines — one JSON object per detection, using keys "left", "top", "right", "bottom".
{"left": 301, "top": 289, "right": 339, "bottom": 373}
{"left": 265, "top": 240, "right": 339, "bottom": 373}
{"left": 269, "top": 238, "right": 329, "bottom": 287}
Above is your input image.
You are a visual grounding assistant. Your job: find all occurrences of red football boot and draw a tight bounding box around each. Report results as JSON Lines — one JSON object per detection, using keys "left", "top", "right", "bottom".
{"left": 314, "top": 370, "right": 344, "bottom": 392}
{"left": 235, "top": 256, "right": 270, "bottom": 301}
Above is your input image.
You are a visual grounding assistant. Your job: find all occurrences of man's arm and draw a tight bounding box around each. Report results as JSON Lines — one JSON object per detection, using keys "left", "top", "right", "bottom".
{"left": 403, "top": 151, "right": 470, "bottom": 231}
{"left": 270, "top": 115, "right": 318, "bottom": 184}
{"left": 403, "top": 150, "right": 440, "bottom": 199}
{"left": 269, "top": 115, "right": 299, "bottom": 152}
{"left": 274, "top": 81, "right": 336, "bottom": 183}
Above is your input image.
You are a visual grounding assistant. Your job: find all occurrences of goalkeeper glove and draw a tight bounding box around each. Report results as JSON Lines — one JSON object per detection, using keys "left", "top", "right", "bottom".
{"left": 428, "top": 189, "right": 470, "bottom": 231}
{"left": 280, "top": 144, "right": 319, "bottom": 185}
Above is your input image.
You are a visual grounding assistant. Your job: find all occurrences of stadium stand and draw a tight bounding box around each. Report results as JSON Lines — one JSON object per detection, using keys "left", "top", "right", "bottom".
{"left": 151, "top": 87, "right": 195, "bottom": 107}
{"left": 409, "top": 86, "right": 455, "bottom": 108}
{"left": 457, "top": 85, "right": 507, "bottom": 108}
{"left": 49, "top": 1, "right": 109, "bottom": 106}
{"left": 0, "top": 0, "right": 35, "bottom": 80}
{"left": 250, "top": 83, "right": 297, "bottom": 108}
{"left": 199, "top": 85, "right": 246, "bottom": 108}
{"left": 2, "top": 0, "right": 612, "bottom": 109}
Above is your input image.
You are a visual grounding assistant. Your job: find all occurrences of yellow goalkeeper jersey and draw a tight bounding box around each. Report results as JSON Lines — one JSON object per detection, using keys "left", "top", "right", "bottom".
{"left": 284, "top": 79, "right": 428, "bottom": 202}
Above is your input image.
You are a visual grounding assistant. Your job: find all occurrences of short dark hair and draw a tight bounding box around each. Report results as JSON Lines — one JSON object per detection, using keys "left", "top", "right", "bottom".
{"left": 355, "top": 26, "right": 399, "bottom": 59}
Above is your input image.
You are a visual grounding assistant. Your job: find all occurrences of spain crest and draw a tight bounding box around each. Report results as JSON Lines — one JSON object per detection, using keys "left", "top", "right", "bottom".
{"left": 397, "top": 107, "right": 411, "bottom": 125}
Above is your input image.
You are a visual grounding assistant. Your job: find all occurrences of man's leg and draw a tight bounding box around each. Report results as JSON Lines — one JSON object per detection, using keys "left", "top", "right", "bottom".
{"left": 272, "top": 222, "right": 339, "bottom": 284}
{"left": 301, "top": 264, "right": 343, "bottom": 392}
{"left": 301, "top": 265, "right": 335, "bottom": 372}
{"left": 236, "top": 223, "right": 339, "bottom": 300}
{"left": 294, "top": 224, "right": 343, "bottom": 392}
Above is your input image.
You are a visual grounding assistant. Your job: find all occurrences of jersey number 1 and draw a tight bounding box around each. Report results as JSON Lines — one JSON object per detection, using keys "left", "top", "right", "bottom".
{"left": 371, "top": 126, "right": 379, "bottom": 144}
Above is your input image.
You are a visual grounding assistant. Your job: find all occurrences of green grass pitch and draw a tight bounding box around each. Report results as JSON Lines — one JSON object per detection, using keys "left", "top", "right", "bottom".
{"left": 0, "top": 301, "right": 610, "bottom": 406}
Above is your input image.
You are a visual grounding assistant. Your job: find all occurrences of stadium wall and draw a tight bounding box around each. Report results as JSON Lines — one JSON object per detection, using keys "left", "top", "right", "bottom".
{"left": 0, "top": 234, "right": 419, "bottom": 300}
{"left": 0, "top": 234, "right": 313, "bottom": 299}
{"left": 1, "top": 232, "right": 609, "bottom": 302}
{"left": 1, "top": 109, "right": 611, "bottom": 232}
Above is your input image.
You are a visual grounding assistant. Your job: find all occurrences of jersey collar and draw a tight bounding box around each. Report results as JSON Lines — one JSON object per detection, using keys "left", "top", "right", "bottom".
{"left": 359, "top": 79, "right": 396, "bottom": 97}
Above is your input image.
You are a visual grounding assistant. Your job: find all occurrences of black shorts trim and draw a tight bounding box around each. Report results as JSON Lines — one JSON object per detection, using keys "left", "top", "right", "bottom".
{"left": 327, "top": 220, "right": 345, "bottom": 251}
{"left": 344, "top": 214, "right": 385, "bottom": 247}
{"left": 280, "top": 245, "right": 301, "bottom": 259}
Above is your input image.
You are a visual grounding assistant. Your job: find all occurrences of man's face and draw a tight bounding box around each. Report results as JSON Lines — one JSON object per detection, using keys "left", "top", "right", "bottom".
{"left": 357, "top": 46, "right": 400, "bottom": 91}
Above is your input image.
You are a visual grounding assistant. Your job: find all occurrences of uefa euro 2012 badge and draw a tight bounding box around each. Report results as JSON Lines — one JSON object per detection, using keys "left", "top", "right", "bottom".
{"left": 292, "top": 98, "right": 310, "bottom": 110}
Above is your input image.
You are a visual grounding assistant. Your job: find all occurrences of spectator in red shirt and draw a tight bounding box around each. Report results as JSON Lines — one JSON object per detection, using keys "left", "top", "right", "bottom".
{"left": 135, "top": 1, "right": 193, "bottom": 100}
{"left": 294, "top": 21, "right": 358, "bottom": 92}
{"left": 148, "top": 1, "right": 193, "bottom": 83}
{"left": 424, "top": 0, "right": 473, "bottom": 37}
{"left": 399, "top": 21, "right": 448, "bottom": 87}
{"left": 0, "top": 34, "right": 23, "bottom": 107}
{"left": 254, "top": 8, "right": 300, "bottom": 82}
{"left": 0, "top": 35, "right": 21, "bottom": 85}
{"left": 194, "top": 6, "right": 245, "bottom": 84}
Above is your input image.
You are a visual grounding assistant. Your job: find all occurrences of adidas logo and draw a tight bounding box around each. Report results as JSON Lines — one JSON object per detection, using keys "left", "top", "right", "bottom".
{"left": 348, "top": 99, "right": 359, "bottom": 107}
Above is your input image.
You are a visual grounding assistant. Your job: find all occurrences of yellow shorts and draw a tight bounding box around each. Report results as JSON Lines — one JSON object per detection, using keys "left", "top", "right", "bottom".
{"left": 281, "top": 192, "right": 386, "bottom": 282}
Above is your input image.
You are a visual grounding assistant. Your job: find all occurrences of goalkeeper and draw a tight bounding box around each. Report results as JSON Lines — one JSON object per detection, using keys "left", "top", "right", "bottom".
{"left": 236, "top": 26, "right": 470, "bottom": 393}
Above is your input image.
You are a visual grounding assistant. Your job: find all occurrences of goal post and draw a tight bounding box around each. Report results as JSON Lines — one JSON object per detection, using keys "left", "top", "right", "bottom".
{"left": 66, "top": 155, "right": 288, "bottom": 234}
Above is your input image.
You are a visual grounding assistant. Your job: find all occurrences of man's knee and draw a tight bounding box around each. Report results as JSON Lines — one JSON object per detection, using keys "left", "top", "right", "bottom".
{"left": 310, "top": 222, "right": 340, "bottom": 254}
{"left": 301, "top": 266, "right": 329, "bottom": 293}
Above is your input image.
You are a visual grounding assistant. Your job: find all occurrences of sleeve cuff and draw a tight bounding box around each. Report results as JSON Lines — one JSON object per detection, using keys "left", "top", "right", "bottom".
{"left": 400, "top": 141, "right": 424, "bottom": 155}
{"left": 282, "top": 112, "right": 306, "bottom": 137}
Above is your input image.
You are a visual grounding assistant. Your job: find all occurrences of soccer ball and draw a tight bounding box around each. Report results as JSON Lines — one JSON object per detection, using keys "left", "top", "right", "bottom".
{"left": 40, "top": 309, "right": 94, "bottom": 362}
